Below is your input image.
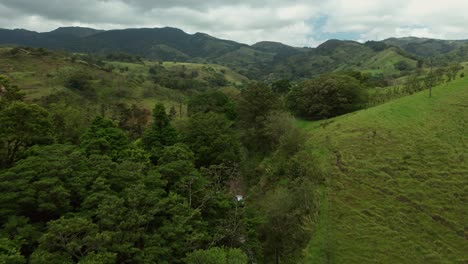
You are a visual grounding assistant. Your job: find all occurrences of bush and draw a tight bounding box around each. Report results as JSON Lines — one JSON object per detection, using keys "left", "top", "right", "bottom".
{"left": 394, "top": 60, "right": 411, "bottom": 71}
{"left": 65, "top": 71, "right": 92, "bottom": 92}
{"left": 184, "top": 247, "right": 247, "bottom": 264}
{"left": 287, "top": 74, "right": 365, "bottom": 120}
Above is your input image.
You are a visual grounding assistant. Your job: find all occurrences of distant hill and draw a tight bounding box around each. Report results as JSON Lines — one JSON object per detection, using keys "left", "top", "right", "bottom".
{"left": 48, "top": 27, "right": 104, "bottom": 37}
{"left": 0, "top": 26, "right": 439, "bottom": 79}
{"left": 252, "top": 41, "right": 307, "bottom": 57}
{"left": 269, "top": 40, "right": 418, "bottom": 80}
{"left": 383, "top": 37, "right": 468, "bottom": 57}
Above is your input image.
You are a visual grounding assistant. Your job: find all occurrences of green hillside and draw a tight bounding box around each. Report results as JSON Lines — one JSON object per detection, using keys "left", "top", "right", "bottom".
{"left": 0, "top": 47, "right": 248, "bottom": 113}
{"left": 383, "top": 37, "right": 468, "bottom": 57}
{"left": 270, "top": 40, "right": 418, "bottom": 80}
{"left": 359, "top": 47, "right": 417, "bottom": 75}
{"left": 0, "top": 27, "right": 424, "bottom": 81}
{"left": 300, "top": 70, "right": 468, "bottom": 263}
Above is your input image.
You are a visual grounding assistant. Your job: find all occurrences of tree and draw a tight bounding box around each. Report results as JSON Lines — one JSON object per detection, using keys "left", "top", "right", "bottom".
{"left": 80, "top": 117, "right": 130, "bottom": 161}
{"left": 31, "top": 216, "right": 112, "bottom": 263}
{"left": 0, "top": 102, "right": 53, "bottom": 167}
{"left": 271, "top": 79, "right": 292, "bottom": 94}
{"left": 257, "top": 179, "right": 317, "bottom": 264}
{"left": 181, "top": 112, "right": 240, "bottom": 168}
{"left": 47, "top": 102, "right": 91, "bottom": 144}
{"left": 169, "top": 106, "right": 177, "bottom": 120}
{"left": 264, "top": 111, "right": 305, "bottom": 154}
{"left": 237, "top": 82, "right": 279, "bottom": 152}
{"left": 447, "top": 64, "right": 463, "bottom": 81}
{"left": 0, "top": 145, "right": 89, "bottom": 222}
{"left": 110, "top": 103, "right": 150, "bottom": 139}
{"left": 394, "top": 60, "right": 411, "bottom": 71}
{"left": 0, "top": 237, "right": 26, "bottom": 264}
{"left": 187, "top": 91, "right": 237, "bottom": 120}
{"left": 0, "top": 75, "right": 25, "bottom": 108}
{"left": 142, "top": 103, "right": 178, "bottom": 164}
{"left": 287, "top": 74, "right": 365, "bottom": 120}
{"left": 158, "top": 144, "right": 207, "bottom": 208}
{"left": 64, "top": 71, "right": 94, "bottom": 98}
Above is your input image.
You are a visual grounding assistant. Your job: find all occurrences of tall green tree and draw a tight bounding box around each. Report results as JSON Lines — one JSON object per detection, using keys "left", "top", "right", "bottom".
{"left": 0, "top": 237, "right": 26, "bottom": 264}
{"left": 157, "top": 144, "right": 207, "bottom": 208}
{"left": 181, "top": 112, "right": 240, "bottom": 168}
{"left": 142, "top": 103, "right": 178, "bottom": 164}
{"left": 0, "top": 145, "right": 88, "bottom": 222}
{"left": 271, "top": 79, "right": 292, "bottom": 94}
{"left": 237, "top": 82, "right": 279, "bottom": 152}
{"left": 31, "top": 216, "right": 113, "bottom": 264}
{"left": 80, "top": 116, "right": 130, "bottom": 161}
{"left": 0, "top": 75, "right": 25, "bottom": 109}
{"left": 0, "top": 102, "right": 53, "bottom": 167}
{"left": 187, "top": 91, "right": 237, "bottom": 120}
{"left": 287, "top": 74, "right": 365, "bottom": 120}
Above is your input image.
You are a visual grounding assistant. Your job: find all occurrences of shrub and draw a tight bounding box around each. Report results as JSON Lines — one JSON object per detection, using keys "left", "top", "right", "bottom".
{"left": 287, "top": 74, "right": 365, "bottom": 120}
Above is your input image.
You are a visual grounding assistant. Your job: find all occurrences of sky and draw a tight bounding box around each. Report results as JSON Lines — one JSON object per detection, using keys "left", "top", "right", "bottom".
{"left": 0, "top": 0, "right": 467, "bottom": 47}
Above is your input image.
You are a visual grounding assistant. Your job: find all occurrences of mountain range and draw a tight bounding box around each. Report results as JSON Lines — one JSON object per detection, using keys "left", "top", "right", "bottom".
{"left": 1, "top": 26, "right": 467, "bottom": 79}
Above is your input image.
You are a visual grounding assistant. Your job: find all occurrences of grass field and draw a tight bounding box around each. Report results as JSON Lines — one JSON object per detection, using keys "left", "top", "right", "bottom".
{"left": 301, "top": 70, "right": 468, "bottom": 263}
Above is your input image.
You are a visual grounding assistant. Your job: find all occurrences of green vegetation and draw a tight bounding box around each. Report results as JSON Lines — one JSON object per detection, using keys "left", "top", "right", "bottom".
{"left": 0, "top": 61, "right": 320, "bottom": 263}
{"left": 0, "top": 33, "right": 467, "bottom": 263}
{"left": 287, "top": 74, "right": 366, "bottom": 120}
{"left": 0, "top": 27, "right": 425, "bottom": 81}
{"left": 184, "top": 247, "right": 248, "bottom": 264}
{"left": 301, "top": 71, "right": 468, "bottom": 263}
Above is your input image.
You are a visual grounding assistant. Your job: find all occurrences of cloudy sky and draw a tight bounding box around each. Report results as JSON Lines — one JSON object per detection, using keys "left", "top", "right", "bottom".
{"left": 0, "top": 0, "right": 467, "bottom": 47}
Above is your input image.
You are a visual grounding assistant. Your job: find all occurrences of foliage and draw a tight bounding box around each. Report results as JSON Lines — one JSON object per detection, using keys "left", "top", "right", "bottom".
{"left": 0, "top": 237, "right": 26, "bottom": 264}
{"left": 0, "top": 27, "right": 421, "bottom": 81}
{"left": 184, "top": 247, "right": 248, "bottom": 264}
{"left": 64, "top": 71, "right": 93, "bottom": 92}
{"left": 0, "top": 75, "right": 25, "bottom": 107}
{"left": 271, "top": 79, "right": 292, "bottom": 94}
{"left": 181, "top": 112, "right": 240, "bottom": 168}
{"left": 256, "top": 179, "right": 317, "bottom": 264}
{"left": 187, "top": 91, "right": 237, "bottom": 120}
{"left": 287, "top": 74, "right": 366, "bottom": 120}
{"left": 80, "top": 117, "right": 130, "bottom": 161}
{"left": 237, "top": 82, "right": 279, "bottom": 152}
{"left": 109, "top": 103, "right": 150, "bottom": 139}
{"left": 364, "top": 41, "right": 388, "bottom": 52}
{"left": 142, "top": 103, "right": 178, "bottom": 164}
{"left": 0, "top": 102, "right": 53, "bottom": 168}
{"left": 3, "top": 38, "right": 464, "bottom": 264}
{"left": 394, "top": 60, "right": 411, "bottom": 71}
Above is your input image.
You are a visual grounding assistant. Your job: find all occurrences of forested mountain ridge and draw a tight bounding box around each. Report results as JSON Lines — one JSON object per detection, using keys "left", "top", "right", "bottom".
{"left": 0, "top": 26, "right": 433, "bottom": 80}
{"left": 383, "top": 36, "right": 468, "bottom": 57}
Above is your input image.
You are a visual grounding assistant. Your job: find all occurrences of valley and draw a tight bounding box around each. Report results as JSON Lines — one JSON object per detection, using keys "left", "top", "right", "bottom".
{"left": 0, "top": 24, "right": 467, "bottom": 264}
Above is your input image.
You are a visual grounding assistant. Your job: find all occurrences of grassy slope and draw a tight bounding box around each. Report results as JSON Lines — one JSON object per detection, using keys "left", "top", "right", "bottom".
{"left": 360, "top": 48, "right": 417, "bottom": 75}
{"left": 106, "top": 60, "right": 249, "bottom": 86}
{"left": 105, "top": 60, "right": 248, "bottom": 111}
{"left": 0, "top": 48, "right": 248, "bottom": 115}
{"left": 301, "top": 73, "right": 468, "bottom": 263}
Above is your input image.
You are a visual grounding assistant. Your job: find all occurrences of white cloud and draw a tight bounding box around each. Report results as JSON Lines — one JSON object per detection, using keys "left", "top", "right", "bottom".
{"left": 0, "top": 0, "right": 467, "bottom": 47}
